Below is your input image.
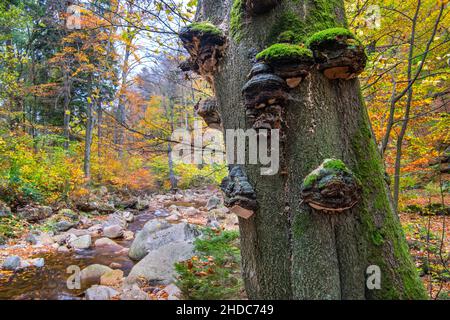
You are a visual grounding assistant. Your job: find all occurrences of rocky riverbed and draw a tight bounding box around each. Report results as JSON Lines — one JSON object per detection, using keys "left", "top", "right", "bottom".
{"left": 0, "top": 188, "right": 238, "bottom": 300}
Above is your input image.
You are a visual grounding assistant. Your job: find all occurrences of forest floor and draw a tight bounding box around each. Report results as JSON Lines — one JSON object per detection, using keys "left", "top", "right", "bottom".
{"left": 0, "top": 187, "right": 448, "bottom": 300}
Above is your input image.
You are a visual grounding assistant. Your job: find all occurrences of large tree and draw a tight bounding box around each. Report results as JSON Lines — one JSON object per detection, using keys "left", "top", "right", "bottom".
{"left": 180, "top": 0, "right": 427, "bottom": 299}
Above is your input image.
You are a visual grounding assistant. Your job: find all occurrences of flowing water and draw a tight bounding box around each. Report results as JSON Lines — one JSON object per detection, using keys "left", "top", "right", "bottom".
{"left": 0, "top": 211, "right": 155, "bottom": 300}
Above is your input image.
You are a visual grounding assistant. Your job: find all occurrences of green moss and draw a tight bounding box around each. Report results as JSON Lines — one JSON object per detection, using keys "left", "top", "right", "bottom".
{"left": 256, "top": 43, "right": 313, "bottom": 61}
{"left": 302, "top": 172, "right": 319, "bottom": 189}
{"left": 351, "top": 102, "right": 427, "bottom": 300}
{"left": 269, "top": 11, "right": 306, "bottom": 44}
{"left": 188, "top": 21, "right": 222, "bottom": 36}
{"left": 307, "top": 27, "right": 355, "bottom": 47}
{"left": 322, "top": 158, "right": 348, "bottom": 172}
{"left": 230, "top": 0, "right": 245, "bottom": 41}
{"left": 372, "top": 231, "right": 385, "bottom": 246}
{"left": 277, "top": 30, "right": 301, "bottom": 44}
{"left": 268, "top": 0, "right": 346, "bottom": 45}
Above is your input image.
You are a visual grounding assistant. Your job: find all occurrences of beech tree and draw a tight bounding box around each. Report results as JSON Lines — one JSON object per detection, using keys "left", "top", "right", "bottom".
{"left": 180, "top": 0, "right": 427, "bottom": 299}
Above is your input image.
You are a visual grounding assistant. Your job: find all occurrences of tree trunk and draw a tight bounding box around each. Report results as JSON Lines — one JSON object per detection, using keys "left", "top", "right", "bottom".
{"left": 84, "top": 99, "right": 94, "bottom": 180}
{"left": 63, "top": 71, "right": 71, "bottom": 150}
{"left": 193, "top": 0, "right": 426, "bottom": 300}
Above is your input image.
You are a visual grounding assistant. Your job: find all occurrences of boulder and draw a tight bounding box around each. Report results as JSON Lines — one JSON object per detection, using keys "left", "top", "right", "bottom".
{"left": 76, "top": 201, "right": 115, "bottom": 214}
{"left": 85, "top": 285, "right": 119, "bottom": 300}
{"left": 66, "top": 228, "right": 90, "bottom": 237}
{"left": 81, "top": 264, "right": 113, "bottom": 285}
{"left": 2, "top": 255, "right": 21, "bottom": 270}
{"left": 55, "top": 220, "right": 76, "bottom": 232}
{"left": 100, "top": 269, "right": 124, "bottom": 287}
{"left": 207, "top": 195, "right": 222, "bottom": 211}
{"left": 128, "top": 220, "right": 199, "bottom": 261}
{"left": 103, "top": 213, "right": 127, "bottom": 229}
{"left": 127, "top": 241, "right": 195, "bottom": 285}
{"left": 53, "top": 233, "right": 77, "bottom": 246}
{"left": 94, "top": 238, "right": 124, "bottom": 251}
{"left": 69, "top": 235, "right": 92, "bottom": 250}
{"left": 17, "top": 205, "right": 53, "bottom": 222}
{"left": 103, "top": 225, "right": 124, "bottom": 239}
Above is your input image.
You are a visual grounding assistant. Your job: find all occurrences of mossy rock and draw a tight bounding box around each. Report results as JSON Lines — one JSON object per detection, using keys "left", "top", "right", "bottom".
{"left": 256, "top": 43, "right": 313, "bottom": 62}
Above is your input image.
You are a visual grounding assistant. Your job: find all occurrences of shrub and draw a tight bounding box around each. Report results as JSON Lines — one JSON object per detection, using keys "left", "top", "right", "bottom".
{"left": 175, "top": 228, "right": 243, "bottom": 300}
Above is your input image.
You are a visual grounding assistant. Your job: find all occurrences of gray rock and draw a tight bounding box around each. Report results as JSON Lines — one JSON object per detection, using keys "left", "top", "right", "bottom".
{"left": 103, "top": 213, "right": 127, "bottom": 229}
{"left": 57, "top": 245, "right": 70, "bottom": 253}
{"left": 127, "top": 241, "right": 195, "bottom": 285}
{"left": 120, "top": 284, "right": 150, "bottom": 300}
{"left": 154, "top": 209, "right": 170, "bottom": 217}
{"left": 163, "top": 284, "right": 182, "bottom": 300}
{"left": 207, "top": 195, "right": 222, "bottom": 211}
{"left": 31, "top": 258, "right": 45, "bottom": 268}
{"left": 81, "top": 264, "right": 113, "bottom": 285}
{"left": 85, "top": 285, "right": 119, "bottom": 300}
{"left": 17, "top": 205, "right": 53, "bottom": 222}
{"left": 69, "top": 235, "right": 92, "bottom": 250}
{"left": 2, "top": 255, "right": 21, "bottom": 270}
{"left": 103, "top": 225, "right": 124, "bottom": 239}
{"left": 55, "top": 220, "right": 76, "bottom": 232}
{"left": 94, "top": 238, "right": 124, "bottom": 251}
{"left": 25, "top": 232, "right": 39, "bottom": 244}
{"left": 122, "top": 211, "right": 134, "bottom": 223}
{"left": 128, "top": 220, "right": 199, "bottom": 261}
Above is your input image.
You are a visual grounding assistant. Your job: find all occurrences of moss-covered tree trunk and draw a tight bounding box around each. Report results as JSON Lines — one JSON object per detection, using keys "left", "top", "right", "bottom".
{"left": 189, "top": 0, "right": 426, "bottom": 300}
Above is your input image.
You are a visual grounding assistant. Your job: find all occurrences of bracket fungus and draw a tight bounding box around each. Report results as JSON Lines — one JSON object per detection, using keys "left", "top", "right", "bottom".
{"left": 179, "top": 22, "right": 227, "bottom": 83}
{"left": 300, "top": 159, "right": 361, "bottom": 213}
{"left": 220, "top": 166, "right": 257, "bottom": 212}
{"left": 256, "top": 43, "right": 315, "bottom": 88}
{"left": 243, "top": 72, "right": 287, "bottom": 108}
{"left": 245, "top": 0, "right": 280, "bottom": 16}
{"left": 243, "top": 63, "right": 286, "bottom": 130}
{"left": 195, "top": 99, "right": 222, "bottom": 130}
{"left": 307, "top": 28, "right": 367, "bottom": 80}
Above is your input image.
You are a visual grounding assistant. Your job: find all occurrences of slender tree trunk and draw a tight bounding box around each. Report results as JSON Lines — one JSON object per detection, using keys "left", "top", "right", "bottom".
{"left": 97, "top": 101, "right": 103, "bottom": 158}
{"left": 84, "top": 97, "right": 95, "bottom": 180}
{"left": 63, "top": 71, "right": 71, "bottom": 150}
{"left": 195, "top": 0, "right": 426, "bottom": 300}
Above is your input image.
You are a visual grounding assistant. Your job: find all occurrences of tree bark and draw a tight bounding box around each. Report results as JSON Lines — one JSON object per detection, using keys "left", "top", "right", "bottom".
{"left": 84, "top": 97, "right": 94, "bottom": 180}
{"left": 194, "top": 0, "right": 426, "bottom": 300}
